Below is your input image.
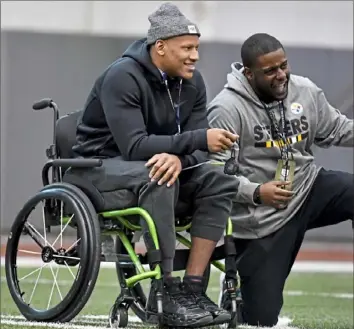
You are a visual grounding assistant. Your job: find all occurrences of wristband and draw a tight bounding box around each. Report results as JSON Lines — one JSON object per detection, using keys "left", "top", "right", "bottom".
{"left": 253, "top": 184, "right": 262, "bottom": 205}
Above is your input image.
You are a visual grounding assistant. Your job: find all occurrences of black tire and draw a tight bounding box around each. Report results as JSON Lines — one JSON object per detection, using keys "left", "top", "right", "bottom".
{"left": 115, "top": 234, "right": 211, "bottom": 322}
{"left": 41, "top": 183, "right": 101, "bottom": 323}
{"left": 5, "top": 185, "right": 93, "bottom": 322}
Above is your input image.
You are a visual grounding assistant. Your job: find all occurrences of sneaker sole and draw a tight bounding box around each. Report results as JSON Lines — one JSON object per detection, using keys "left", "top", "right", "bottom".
{"left": 212, "top": 313, "right": 232, "bottom": 325}
{"left": 165, "top": 314, "right": 214, "bottom": 328}
{"left": 147, "top": 312, "right": 214, "bottom": 328}
{"left": 145, "top": 313, "right": 214, "bottom": 328}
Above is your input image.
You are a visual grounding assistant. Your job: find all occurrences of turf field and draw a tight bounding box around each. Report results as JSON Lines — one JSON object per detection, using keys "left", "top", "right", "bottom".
{"left": 1, "top": 259, "right": 353, "bottom": 329}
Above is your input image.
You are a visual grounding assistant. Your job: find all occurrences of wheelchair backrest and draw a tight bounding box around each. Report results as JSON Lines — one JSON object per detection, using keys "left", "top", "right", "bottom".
{"left": 55, "top": 110, "right": 83, "bottom": 158}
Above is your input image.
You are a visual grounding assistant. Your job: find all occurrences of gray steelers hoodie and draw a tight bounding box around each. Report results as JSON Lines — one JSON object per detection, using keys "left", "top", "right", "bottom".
{"left": 207, "top": 62, "right": 353, "bottom": 239}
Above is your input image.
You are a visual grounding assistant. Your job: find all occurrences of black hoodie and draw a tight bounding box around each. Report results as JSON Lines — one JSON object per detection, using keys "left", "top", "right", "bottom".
{"left": 72, "top": 38, "right": 209, "bottom": 168}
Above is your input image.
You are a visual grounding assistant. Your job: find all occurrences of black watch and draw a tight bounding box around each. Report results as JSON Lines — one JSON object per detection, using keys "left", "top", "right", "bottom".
{"left": 253, "top": 184, "right": 262, "bottom": 205}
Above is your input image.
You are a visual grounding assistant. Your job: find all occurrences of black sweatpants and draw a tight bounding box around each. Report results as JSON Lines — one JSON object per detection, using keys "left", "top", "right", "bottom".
{"left": 78, "top": 157, "right": 237, "bottom": 273}
{"left": 234, "top": 169, "right": 353, "bottom": 327}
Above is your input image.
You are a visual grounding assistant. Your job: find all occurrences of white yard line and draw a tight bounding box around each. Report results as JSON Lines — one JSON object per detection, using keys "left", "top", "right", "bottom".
{"left": 0, "top": 314, "right": 141, "bottom": 322}
{"left": 220, "top": 316, "right": 298, "bottom": 329}
{"left": 283, "top": 290, "right": 353, "bottom": 299}
{"left": 0, "top": 320, "right": 108, "bottom": 329}
{"left": 291, "top": 261, "right": 353, "bottom": 273}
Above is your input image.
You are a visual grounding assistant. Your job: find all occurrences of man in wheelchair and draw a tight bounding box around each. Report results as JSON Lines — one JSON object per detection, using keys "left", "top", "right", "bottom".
{"left": 67, "top": 3, "right": 238, "bottom": 328}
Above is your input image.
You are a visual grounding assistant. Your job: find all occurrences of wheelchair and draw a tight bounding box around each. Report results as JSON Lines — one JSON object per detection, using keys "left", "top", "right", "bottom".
{"left": 5, "top": 99, "right": 243, "bottom": 328}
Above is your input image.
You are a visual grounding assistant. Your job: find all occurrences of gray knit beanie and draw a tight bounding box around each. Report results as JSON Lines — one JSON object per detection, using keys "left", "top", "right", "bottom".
{"left": 147, "top": 2, "right": 201, "bottom": 45}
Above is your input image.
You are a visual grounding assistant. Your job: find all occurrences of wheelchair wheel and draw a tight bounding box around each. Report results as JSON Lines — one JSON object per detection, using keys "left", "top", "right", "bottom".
{"left": 115, "top": 233, "right": 211, "bottom": 322}
{"left": 41, "top": 183, "right": 102, "bottom": 323}
{"left": 5, "top": 183, "right": 100, "bottom": 322}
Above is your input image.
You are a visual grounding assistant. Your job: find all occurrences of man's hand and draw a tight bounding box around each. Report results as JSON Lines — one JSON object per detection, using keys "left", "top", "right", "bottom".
{"left": 145, "top": 153, "right": 182, "bottom": 187}
{"left": 207, "top": 128, "right": 239, "bottom": 152}
{"left": 259, "top": 181, "right": 294, "bottom": 209}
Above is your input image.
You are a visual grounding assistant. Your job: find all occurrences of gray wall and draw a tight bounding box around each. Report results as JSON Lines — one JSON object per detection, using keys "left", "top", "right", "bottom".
{"left": 1, "top": 30, "right": 353, "bottom": 241}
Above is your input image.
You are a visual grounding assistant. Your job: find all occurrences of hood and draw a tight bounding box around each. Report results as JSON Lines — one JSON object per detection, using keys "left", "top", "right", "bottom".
{"left": 226, "top": 62, "right": 278, "bottom": 109}
{"left": 122, "top": 38, "right": 163, "bottom": 83}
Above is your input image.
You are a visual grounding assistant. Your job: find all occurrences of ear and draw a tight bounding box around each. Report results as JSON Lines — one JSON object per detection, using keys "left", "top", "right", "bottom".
{"left": 243, "top": 67, "right": 253, "bottom": 80}
{"left": 155, "top": 40, "right": 166, "bottom": 56}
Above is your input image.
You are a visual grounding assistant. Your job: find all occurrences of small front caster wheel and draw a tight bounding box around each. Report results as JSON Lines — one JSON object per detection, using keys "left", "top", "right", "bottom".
{"left": 109, "top": 306, "right": 129, "bottom": 328}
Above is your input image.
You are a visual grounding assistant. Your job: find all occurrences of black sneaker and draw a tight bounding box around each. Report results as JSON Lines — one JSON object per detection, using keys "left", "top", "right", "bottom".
{"left": 146, "top": 277, "right": 214, "bottom": 328}
{"left": 183, "top": 278, "right": 231, "bottom": 325}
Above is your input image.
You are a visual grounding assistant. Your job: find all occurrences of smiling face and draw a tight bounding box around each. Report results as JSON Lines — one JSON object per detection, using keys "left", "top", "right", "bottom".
{"left": 154, "top": 34, "right": 199, "bottom": 79}
{"left": 244, "top": 48, "right": 290, "bottom": 103}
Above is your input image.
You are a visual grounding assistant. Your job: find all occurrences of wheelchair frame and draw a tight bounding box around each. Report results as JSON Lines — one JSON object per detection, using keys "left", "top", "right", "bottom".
{"left": 6, "top": 98, "right": 241, "bottom": 329}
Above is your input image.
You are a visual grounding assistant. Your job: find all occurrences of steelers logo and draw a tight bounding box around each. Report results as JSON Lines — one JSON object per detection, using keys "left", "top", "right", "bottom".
{"left": 290, "top": 102, "right": 303, "bottom": 115}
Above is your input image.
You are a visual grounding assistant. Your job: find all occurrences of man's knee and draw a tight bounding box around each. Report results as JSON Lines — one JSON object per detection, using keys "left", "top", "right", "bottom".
{"left": 319, "top": 170, "right": 353, "bottom": 198}
{"left": 324, "top": 170, "right": 353, "bottom": 218}
{"left": 342, "top": 173, "right": 354, "bottom": 207}
{"left": 140, "top": 178, "right": 180, "bottom": 198}
{"left": 197, "top": 164, "right": 238, "bottom": 194}
{"left": 241, "top": 278, "right": 283, "bottom": 328}
{"left": 244, "top": 310, "right": 279, "bottom": 327}
{"left": 101, "top": 157, "right": 181, "bottom": 200}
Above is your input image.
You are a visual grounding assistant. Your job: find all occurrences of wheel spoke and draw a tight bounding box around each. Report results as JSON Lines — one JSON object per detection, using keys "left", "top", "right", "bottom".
{"left": 47, "top": 264, "right": 62, "bottom": 309}
{"left": 64, "top": 261, "right": 77, "bottom": 279}
{"left": 18, "top": 249, "right": 42, "bottom": 256}
{"left": 47, "top": 270, "right": 56, "bottom": 310}
{"left": 28, "top": 265, "right": 44, "bottom": 304}
{"left": 41, "top": 202, "right": 47, "bottom": 246}
{"left": 51, "top": 214, "right": 74, "bottom": 247}
{"left": 60, "top": 201, "right": 63, "bottom": 248}
{"left": 26, "top": 222, "right": 54, "bottom": 250}
{"left": 19, "top": 263, "right": 48, "bottom": 281}
{"left": 51, "top": 265, "right": 63, "bottom": 301}
{"left": 65, "top": 238, "right": 81, "bottom": 254}
{"left": 53, "top": 254, "right": 80, "bottom": 261}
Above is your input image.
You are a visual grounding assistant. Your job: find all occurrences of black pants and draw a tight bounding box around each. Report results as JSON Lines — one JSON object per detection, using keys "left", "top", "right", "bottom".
{"left": 235, "top": 169, "right": 353, "bottom": 327}
{"left": 74, "top": 157, "right": 237, "bottom": 273}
